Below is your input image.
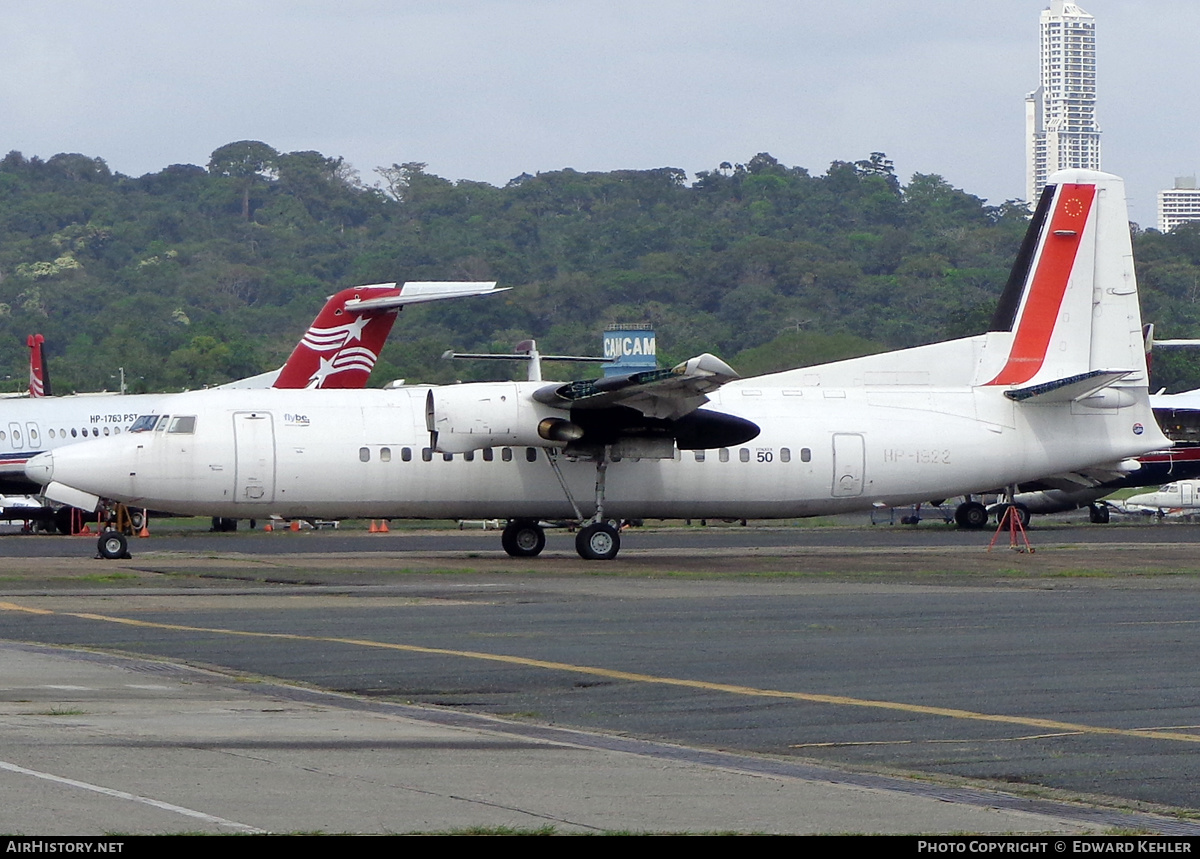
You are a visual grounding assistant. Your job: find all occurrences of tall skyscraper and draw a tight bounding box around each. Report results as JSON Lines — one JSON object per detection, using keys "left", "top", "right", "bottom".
{"left": 1025, "top": 1, "right": 1100, "bottom": 202}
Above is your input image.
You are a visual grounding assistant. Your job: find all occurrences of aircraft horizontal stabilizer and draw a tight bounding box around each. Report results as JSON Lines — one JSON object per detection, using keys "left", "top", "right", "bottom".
{"left": 534, "top": 353, "right": 739, "bottom": 420}
{"left": 344, "top": 281, "right": 506, "bottom": 311}
{"left": 1004, "top": 369, "right": 1133, "bottom": 404}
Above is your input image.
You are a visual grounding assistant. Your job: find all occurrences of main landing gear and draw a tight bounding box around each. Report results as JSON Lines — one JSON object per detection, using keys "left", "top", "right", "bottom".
{"left": 500, "top": 446, "right": 625, "bottom": 561}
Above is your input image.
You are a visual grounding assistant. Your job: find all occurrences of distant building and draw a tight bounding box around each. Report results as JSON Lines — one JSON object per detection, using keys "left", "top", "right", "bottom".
{"left": 1026, "top": 1, "right": 1100, "bottom": 202}
{"left": 1158, "top": 178, "right": 1200, "bottom": 233}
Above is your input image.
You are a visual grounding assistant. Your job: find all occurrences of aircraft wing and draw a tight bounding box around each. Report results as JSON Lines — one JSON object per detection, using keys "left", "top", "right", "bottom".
{"left": 533, "top": 353, "right": 739, "bottom": 420}
{"left": 344, "top": 281, "right": 506, "bottom": 311}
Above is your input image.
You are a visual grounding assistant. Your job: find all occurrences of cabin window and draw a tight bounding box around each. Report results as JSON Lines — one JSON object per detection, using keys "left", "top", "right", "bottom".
{"left": 693, "top": 450, "right": 705, "bottom": 462}
{"left": 168, "top": 416, "right": 196, "bottom": 434}
{"left": 739, "top": 448, "right": 750, "bottom": 463}
{"left": 525, "top": 447, "right": 537, "bottom": 462}
{"left": 380, "top": 447, "right": 392, "bottom": 462}
{"left": 719, "top": 448, "right": 729, "bottom": 462}
{"left": 401, "top": 447, "right": 412, "bottom": 462}
{"left": 483, "top": 448, "right": 494, "bottom": 462}
{"left": 781, "top": 448, "right": 791, "bottom": 463}
{"left": 421, "top": 447, "right": 433, "bottom": 462}
{"left": 359, "top": 447, "right": 370, "bottom": 462}
{"left": 502, "top": 448, "right": 513, "bottom": 462}
{"left": 800, "top": 448, "right": 812, "bottom": 463}
{"left": 71, "top": 429, "right": 78, "bottom": 438}
{"left": 92, "top": 428, "right": 100, "bottom": 437}
{"left": 103, "top": 427, "right": 109, "bottom": 436}
{"left": 114, "top": 427, "right": 121, "bottom": 435}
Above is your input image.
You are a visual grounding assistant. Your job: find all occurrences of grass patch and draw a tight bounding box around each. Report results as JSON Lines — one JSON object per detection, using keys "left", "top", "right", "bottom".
{"left": 77, "top": 573, "right": 139, "bottom": 582}
{"left": 32, "top": 707, "right": 86, "bottom": 716}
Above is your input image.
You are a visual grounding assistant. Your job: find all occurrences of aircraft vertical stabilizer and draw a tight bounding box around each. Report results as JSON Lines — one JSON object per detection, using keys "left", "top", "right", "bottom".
{"left": 27, "top": 334, "right": 50, "bottom": 398}
{"left": 982, "top": 170, "right": 1146, "bottom": 389}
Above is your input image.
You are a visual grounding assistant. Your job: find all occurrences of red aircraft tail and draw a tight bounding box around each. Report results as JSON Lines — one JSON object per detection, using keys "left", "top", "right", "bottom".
{"left": 27, "top": 334, "right": 51, "bottom": 398}
{"left": 272, "top": 281, "right": 503, "bottom": 389}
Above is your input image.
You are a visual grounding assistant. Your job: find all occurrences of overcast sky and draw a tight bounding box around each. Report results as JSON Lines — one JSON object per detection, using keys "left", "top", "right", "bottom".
{"left": 2, "top": 1, "right": 1194, "bottom": 226}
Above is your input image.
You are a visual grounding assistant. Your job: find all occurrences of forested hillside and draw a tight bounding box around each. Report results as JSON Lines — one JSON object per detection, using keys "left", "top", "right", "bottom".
{"left": 3, "top": 142, "right": 1200, "bottom": 394}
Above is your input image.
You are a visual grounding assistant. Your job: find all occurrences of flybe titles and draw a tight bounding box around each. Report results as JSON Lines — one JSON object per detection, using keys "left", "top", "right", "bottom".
{"left": 603, "top": 335, "right": 656, "bottom": 360}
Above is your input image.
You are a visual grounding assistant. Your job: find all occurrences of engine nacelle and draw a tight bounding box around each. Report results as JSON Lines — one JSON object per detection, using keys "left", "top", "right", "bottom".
{"left": 426, "top": 382, "right": 579, "bottom": 454}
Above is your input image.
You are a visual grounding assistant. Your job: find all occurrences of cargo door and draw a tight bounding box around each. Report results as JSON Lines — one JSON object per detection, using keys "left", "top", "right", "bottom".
{"left": 233, "top": 412, "right": 276, "bottom": 503}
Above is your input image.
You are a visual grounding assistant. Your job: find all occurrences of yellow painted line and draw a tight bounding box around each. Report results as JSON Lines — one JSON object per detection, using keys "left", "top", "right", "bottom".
{"left": 6, "top": 601, "right": 1200, "bottom": 745}
{"left": 0, "top": 602, "right": 53, "bottom": 615}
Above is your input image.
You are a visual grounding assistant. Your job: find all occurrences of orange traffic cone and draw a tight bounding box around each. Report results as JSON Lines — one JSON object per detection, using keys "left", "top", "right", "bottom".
{"left": 369, "top": 520, "right": 378, "bottom": 533}
{"left": 378, "top": 519, "right": 389, "bottom": 533}
{"left": 264, "top": 523, "right": 273, "bottom": 532}
{"left": 289, "top": 520, "right": 300, "bottom": 532}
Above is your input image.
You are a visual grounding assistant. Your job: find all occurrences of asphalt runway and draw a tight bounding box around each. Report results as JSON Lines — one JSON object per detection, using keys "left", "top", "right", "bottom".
{"left": 3, "top": 519, "right": 1200, "bottom": 832}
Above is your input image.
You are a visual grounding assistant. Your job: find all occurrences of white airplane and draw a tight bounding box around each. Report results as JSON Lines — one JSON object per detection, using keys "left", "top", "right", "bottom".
{"left": 25, "top": 170, "right": 1171, "bottom": 561}
{"left": 1121, "top": 480, "right": 1200, "bottom": 516}
{"left": 0, "top": 281, "right": 503, "bottom": 502}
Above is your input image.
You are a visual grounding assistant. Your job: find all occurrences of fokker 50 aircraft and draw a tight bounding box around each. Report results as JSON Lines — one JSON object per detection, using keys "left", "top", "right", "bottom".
{"left": 0, "top": 281, "right": 502, "bottom": 499}
{"left": 26, "top": 170, "right": 1171, "bottom": 560}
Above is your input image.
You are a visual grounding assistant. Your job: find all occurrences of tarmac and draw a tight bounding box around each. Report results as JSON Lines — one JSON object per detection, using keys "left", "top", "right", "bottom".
{"left": 0, "top": 641, "right": 1119, "bottom": 835}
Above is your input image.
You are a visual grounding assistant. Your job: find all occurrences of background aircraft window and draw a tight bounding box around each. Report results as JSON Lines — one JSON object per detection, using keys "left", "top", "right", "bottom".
{"left": 464, "top": 450, "right": 476, "bottom": 462}
{"left": 29, "top": 428, "right": 38, "bottom": 441}
{"left": 739, "top": 448, "right": 750, "bottom": 462}
{"left": 401, "top": 447, "right": 412, "bottom": 462}
{"left": 483, "top": 448, "right": 494, "bottom": 462}
{"left": 12, "top": 430, "right": 20, "bottom": 442}
{"left": 502, "top": 448, "right": 513, "bottom": 462}
{"left": 800, "top": 448, "right": 812, "bottom": 462}
{"left": 781, "top": 448, "right": 791, "bottom": 463}
{"left": 694, "top": 450, "right": 705, "bottom": 462}
{"left": 422, "top": 448, "right": 433, "bottom": 462}
{"left": 380, "top": 447, "right": 391, "bottom": 462}
{"left": 359, "top": 447, "right": 370, "bottom": 462}
{"left": 168, "top": 416, "right": 196, "bottom": 434}
{"left": 0, "top": 431, "right": 5, "bottom": 440}
{"left": 525, "top": 448, "right": 537, "bottom": 462}
{"left": 443, "top": 452, "right": 453, "bottom": 462}
{"left": 719, "top": 448, "right": 729, "bottom": 462}
{"left": 49, "top": 430, "right": 55, "bottom": 439}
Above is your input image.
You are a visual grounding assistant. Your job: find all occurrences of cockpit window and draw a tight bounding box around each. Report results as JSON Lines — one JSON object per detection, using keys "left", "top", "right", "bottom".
{"left": 167, "top": 416, "right": 196, "bottom": 434}
{"left": 155, "top": 415, "right": 171, "bottom": 431}
{"left": 130, "top": 415, "right": 160, "bottom": 433}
